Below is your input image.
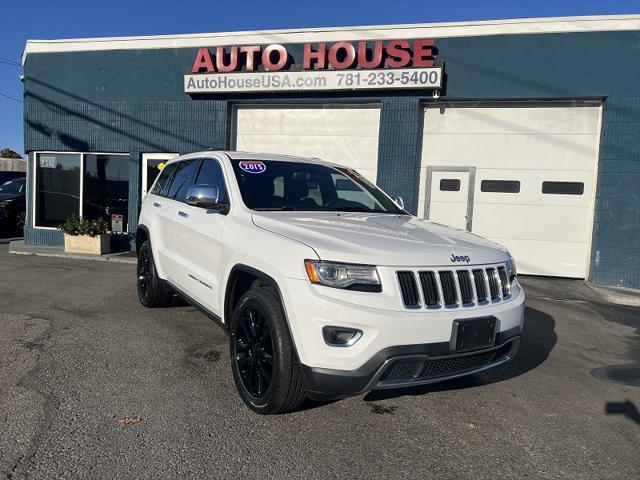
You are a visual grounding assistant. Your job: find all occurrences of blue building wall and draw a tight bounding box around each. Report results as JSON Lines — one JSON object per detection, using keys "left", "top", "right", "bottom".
{"left": 22, "top": 30, "right": 640, "bottom": 287}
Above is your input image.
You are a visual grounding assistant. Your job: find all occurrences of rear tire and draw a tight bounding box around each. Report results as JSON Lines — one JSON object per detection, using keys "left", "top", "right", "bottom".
{"left": 14, "top": 210, "right": 25, "bottom": 231}
{"left": 137, "top": 240, "right": 172, "bottom": 308}
{"left": 230, "top": 287, "right": 306, "bottom": 414}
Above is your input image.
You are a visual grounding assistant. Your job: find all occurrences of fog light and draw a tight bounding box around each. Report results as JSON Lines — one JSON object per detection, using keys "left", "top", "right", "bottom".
{"left": 322, "top": 326, "right": 363, "bottom": 347}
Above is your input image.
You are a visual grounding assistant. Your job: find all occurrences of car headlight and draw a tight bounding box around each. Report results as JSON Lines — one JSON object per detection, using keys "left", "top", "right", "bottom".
{"left": 0, "top": 199, "right": 13, "bottom": 208}
{"left": 304, "top": 260, "right": 381, "bottom": 292}
{"left": 507, "top": 253, "right": 517, "bottom": 281}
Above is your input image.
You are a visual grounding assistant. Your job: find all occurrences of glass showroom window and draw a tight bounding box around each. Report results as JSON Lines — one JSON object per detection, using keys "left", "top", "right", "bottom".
{"left": 35, "top": 152, "right": 129, "bottom": 229}
{"left": 35, "top": 153, "right": 82, "bottom": 227}
{"left": 83, "top": 154, "right": 130, "bottom": 230}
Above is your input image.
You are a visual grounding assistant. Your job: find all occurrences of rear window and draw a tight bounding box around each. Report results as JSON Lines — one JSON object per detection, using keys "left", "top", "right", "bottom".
{"left": 151, "top": 162, "right": 178, "bottom": 196}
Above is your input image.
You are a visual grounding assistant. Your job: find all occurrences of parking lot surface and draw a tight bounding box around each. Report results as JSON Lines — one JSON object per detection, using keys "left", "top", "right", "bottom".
{"left": 0, "top": 242, "right": 638, "bottom": 479}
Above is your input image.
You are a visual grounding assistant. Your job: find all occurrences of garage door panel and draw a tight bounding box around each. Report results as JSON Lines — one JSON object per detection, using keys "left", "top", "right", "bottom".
{"left": 235, "top": 105, "right": 380, "bottom": 183}
{"left": 423, "top": 134, "right": 599, "bottom": 171}
{"left": 421, "top": 102, "right": 601, "bottom": 278}
{"left": 475, "top": 169, "right": 595, "bottom": 207}
{"left": 492, "top": 238, "right": 589, "bottom": 278}
{"left": 281, "top": 108, "right": 380, "bottom": 137}
{"left": 473, "top": 205, "right": 593, "bottom": 242}
{"left": 236, "top": 109, "right": 284, "bottom": 135}
{"left": 424, "top": 104, "right": 600, "bottom": 135}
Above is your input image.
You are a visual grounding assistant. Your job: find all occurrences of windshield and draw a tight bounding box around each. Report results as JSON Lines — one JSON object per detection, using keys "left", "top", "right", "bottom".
{"left": 230, "top": 160, "right": 405, "bottom": 214}
{"left": 0, "top": 178, "right": 25, "bottom": 194}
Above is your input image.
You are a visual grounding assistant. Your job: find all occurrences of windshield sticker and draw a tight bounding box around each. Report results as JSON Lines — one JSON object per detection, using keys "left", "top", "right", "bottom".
{"left": 239, "top": 161, "right": 267, "bottom": 174}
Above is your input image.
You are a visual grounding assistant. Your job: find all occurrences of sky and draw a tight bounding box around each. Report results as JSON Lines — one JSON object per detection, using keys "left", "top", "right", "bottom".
{"left": 1, "top": 0, "right": 639, "bottom": 156}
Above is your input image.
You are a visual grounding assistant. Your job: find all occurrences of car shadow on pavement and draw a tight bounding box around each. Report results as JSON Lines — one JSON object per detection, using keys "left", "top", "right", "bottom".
{"left": 364, "top": 306, "right": 557, "bottom": 402}
{"left": 605, "top": 401, "right": 640, "bottom": 425}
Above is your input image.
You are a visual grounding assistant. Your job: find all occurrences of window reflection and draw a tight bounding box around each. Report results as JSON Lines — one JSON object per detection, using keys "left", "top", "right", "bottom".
{"left": 36, "top": 153, "right": 81, "bottom": 227}
{"left": 83, "top": 154, "right": 130, "bottom": 229}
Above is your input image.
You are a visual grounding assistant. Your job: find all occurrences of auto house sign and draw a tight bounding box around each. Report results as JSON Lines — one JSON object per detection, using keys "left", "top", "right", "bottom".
{"left": 184, "top": 39, "right": 443, "bottom": 93}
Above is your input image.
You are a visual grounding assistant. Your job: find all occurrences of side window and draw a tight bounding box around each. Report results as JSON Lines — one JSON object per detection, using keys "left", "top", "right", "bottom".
{"left": 196, "top": 159, "right": 229, "bottom": 202}
{"left": 167, "top": 159, "right": 201, "bottom": 201}
{"left": 151, "top": 162, "right": 178, "bottom": 197}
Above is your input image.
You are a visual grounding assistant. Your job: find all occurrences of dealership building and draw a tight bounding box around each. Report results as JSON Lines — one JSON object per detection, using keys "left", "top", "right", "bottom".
{"left": 20, "top": 15, "right": 640, "bottom": 288}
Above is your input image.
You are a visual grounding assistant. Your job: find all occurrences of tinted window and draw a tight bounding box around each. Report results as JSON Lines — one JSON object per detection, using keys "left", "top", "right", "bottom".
{"left": 196, "top": 159, "right": 228, "bottom": 202}
{"left": 167, "top": 160, "right": 200, "bottom": 201}
{"left": 151, "top": 162, "right": 178, "bottom": 196}
{"left": 35, "top": 153, "right": 81, "bottom": 227}
{"left": 440, "top": 179, "right": 461, "bottom": 191}
{"left": 83, "top": 154, "right": 129, "bottom": 228}
{"left": 481, "top": 180, "right": 520, "bottom": 193}
{"left": 542, "top": 181, "right": 584, "bottom": 195}
{"left": 0, "top": 177, "right": 25, "bottom": 194}
{"left": 230, "top": 160, "right": 403, "bottom": 214}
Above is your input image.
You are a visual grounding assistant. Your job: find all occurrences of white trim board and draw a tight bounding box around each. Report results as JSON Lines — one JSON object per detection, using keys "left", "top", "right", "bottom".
{"left": 22, "top": 15, "right": 640, "bottom": 65}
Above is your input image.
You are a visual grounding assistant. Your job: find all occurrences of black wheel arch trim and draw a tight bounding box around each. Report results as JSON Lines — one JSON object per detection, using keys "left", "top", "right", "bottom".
{"left": 224, "top": 264, "right": 301, "bottom": 361}
{"left": 136, "top": 224, "right": 151, "bottom": 253}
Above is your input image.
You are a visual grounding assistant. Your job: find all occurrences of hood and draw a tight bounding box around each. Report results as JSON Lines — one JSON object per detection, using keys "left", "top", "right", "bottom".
{"left": 252, "top": 212, "right": 507, "bottom": 267}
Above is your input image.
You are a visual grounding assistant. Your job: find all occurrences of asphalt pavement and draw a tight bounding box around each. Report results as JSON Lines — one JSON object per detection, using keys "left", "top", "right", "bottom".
{"left": 0, "top": 241, "right": 638, "bottom": 479}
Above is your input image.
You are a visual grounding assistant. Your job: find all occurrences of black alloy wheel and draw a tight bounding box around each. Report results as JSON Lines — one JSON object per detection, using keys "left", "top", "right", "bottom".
{"left": 137, "top": 245, "right": 152, "bottom": 303}
{"left": 136, "top": 240, "right": 172, "bottom": 308}
{"left": 234, "top": 306, "right": 275, "bottom": 399}
{"left": 230, "top": 288, "right": 306, "bottom": 414}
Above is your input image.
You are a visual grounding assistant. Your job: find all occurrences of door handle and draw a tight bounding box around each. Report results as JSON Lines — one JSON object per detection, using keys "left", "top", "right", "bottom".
{"left": 178, "top": 211, "right": 189, "bottom": 218}
{"left": 153, "top": 202, "right": 161, "bottom": 208}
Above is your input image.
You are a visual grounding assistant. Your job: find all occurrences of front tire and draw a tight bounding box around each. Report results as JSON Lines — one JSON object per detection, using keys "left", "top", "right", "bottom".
{"left": 230, "top": 287, "right": 306, "bottom": 414}
{"left": 137, "top": 240, "right": 172, "bottom": 308}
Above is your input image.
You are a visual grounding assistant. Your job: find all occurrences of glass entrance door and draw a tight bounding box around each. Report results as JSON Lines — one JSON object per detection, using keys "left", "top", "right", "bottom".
{"left": 142, "top": 153, "right": 178, "bottom": 199}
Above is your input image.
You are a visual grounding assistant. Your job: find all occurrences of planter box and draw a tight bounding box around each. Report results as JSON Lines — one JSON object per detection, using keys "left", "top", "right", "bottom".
{"left": 64, "top": 233, "right": 110, "bottom": 255}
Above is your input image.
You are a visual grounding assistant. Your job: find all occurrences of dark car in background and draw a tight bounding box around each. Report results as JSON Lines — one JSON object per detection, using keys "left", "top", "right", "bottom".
{"left": 0, "top": 177, "right": 26, "bottom": 231}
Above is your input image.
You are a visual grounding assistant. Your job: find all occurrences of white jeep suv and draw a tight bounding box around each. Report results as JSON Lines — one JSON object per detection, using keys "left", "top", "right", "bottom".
{"left": 136, "top": 151, "right": 525, "bottom": 414}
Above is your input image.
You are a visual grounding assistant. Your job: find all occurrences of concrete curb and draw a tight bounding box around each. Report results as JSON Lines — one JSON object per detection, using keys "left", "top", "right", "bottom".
{"left": 9, "top": 240, "right": 136, "bottom": 265}
{"left": 588, "top": 285, "right": 640, "bottom": 307}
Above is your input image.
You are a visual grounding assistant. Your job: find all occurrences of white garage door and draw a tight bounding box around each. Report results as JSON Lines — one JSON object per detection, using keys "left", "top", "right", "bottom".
{"left": 234, "top": 105, "right": 380, "bottom": 182}
{"left": 419, "top": 102, "right": 601, "bottom": 278}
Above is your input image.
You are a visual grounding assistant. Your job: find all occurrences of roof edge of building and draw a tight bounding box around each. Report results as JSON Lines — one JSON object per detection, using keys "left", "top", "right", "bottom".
{"left": 21, "top": 14, "right": 640, "bottom": 65}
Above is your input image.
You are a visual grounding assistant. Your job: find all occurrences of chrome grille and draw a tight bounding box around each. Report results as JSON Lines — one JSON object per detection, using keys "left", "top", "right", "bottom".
{"left": 397, "top": 271, "right": 420, "bottom": 308}
{"left": 439, "top": 271, "right": 458, "bottom": 306}
{"left": 457, "top": 270, "right": 474, "bottom": 305}
{"left": 418, "top": 271, "right": 440, "bottom": 307}
{"left": 396, "top": 263, "right": 512, "bottom": 310}
{"left": 472, "top": 269, "right": 488, "bottom": 303}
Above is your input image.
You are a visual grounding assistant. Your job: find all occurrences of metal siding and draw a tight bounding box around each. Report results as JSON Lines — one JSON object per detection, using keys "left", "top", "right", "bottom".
{"left": 376, "top": 97, "right": 423, "bottom": 214}
{"left": 590, "top": 96, "right": 640, "bottom": 287}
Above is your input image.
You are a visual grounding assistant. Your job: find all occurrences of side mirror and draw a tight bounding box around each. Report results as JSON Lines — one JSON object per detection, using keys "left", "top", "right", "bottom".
{"left": 392, "top": 195, "right": 405, "bottom": 209}
{"left": 186, "top": 185, "right": 225, "bottom": 210}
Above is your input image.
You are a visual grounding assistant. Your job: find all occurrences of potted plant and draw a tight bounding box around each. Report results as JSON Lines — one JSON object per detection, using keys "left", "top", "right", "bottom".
{"left": 59, "top": 215, "right": 111, "bottom": 255}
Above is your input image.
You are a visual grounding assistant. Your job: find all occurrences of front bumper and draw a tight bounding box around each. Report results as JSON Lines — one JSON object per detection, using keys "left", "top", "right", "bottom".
{"left": 301, "top": 327, "right": 520, "bottom": 396}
